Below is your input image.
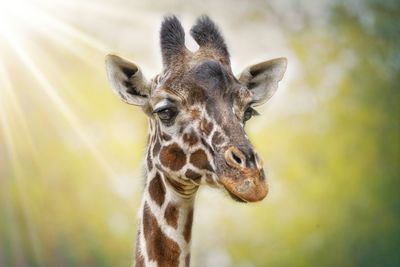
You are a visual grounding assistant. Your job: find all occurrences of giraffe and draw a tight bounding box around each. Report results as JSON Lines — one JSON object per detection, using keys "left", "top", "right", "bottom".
{"left": 105, "top": 15, "right": 287, "bottom": 267}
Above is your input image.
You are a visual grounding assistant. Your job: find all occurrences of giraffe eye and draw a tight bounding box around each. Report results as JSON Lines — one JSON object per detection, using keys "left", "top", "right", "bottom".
{"left": 243, "top": 107, "right": 258, "bottom": 122}
{"left": 156, "top": 107, "right": 178, "bottom": 124}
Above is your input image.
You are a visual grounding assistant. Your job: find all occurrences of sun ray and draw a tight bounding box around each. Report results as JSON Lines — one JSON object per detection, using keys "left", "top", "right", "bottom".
{"left": 36, "top": 0, "right": 155, "bottom": 25}
{"left": 0, "top": 0, "right": 111, "bottom": 54}
{"left": 0, "top": 1, "right": 145, "bottom": 264}
{"left": 30, "top": 4, "right": 110, "bottom": 54}
{"left": 0, "top": 1, "right": 114, "bottom": 72}
{"left": 0, "top": 61, "right": 39, "bottom": 161}
{"left": 1, "top": 28, "right": 116, "bottom": 178}
{"left": 12, "top": 11, "right": 103, "bottom": 71}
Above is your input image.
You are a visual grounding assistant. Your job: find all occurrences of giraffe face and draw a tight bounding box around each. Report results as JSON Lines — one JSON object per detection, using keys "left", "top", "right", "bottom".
{"left": 105, "top": 16, "right": 287, "bottom": 202}
{"left": 146, "top": 60, "right": 269, "bottom": 202}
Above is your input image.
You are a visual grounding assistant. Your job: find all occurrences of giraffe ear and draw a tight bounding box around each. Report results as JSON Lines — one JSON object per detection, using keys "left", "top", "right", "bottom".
{"left": 105, "top": 54, "right": 150, "bottom": 106}
{"left": 238, "top": 58, "right": 287, "bottom": 106}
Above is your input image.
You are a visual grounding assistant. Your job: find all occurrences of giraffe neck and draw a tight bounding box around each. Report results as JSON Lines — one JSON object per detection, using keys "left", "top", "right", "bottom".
{"left": 135, "top": 156, "right": 198, "bottom": 267}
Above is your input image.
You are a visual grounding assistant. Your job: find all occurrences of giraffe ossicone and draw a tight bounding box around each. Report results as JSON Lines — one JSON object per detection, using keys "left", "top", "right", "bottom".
{"left": 105, "top": 15, "right": 287, "bottom": 267}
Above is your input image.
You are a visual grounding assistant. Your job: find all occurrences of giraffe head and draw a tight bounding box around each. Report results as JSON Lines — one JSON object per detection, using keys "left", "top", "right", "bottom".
{"left": 106, "top": 16, "right": 287, "bottom": 203}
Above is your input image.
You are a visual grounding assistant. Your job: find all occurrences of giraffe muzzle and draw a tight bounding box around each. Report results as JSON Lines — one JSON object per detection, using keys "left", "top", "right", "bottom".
{"left": 221, "top": 147, "right": 268, "bottom": 202}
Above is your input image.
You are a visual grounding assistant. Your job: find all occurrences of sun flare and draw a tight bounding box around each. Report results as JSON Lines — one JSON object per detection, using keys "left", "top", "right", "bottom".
{"left": 0, "top": 2, "right": 120, "bottom": 264}
{"left": 0, "top": 0, "right": 36, "bottom": 33}
{"left": 0, "top": 0, "right": 114, "bottom": 172}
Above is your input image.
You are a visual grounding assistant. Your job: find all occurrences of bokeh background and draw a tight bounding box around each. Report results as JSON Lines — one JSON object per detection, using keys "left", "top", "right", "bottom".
{"left": 0, "top": 0, "right": 399, "bottom": 266}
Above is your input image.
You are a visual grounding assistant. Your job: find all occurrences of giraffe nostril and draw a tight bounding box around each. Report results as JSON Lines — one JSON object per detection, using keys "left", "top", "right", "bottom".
{"left": 224, "top": 146, "right": 246, "bottom": 169}
{"left": 231, "top": 151, "right": 242, "bottom": 165}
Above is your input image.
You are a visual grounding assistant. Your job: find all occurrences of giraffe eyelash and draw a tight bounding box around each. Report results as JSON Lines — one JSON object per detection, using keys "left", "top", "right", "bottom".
{"left": 252, "top": 108, "right": 260, "bottom": 116}
{"left": 153, "top": 101, "right": 176, "bottom": 113}
{"left": 245, "top": 106, "right": 260, "bottom": 116}
{"left": 153, "top": 105, "right": 174, "bottom": 114}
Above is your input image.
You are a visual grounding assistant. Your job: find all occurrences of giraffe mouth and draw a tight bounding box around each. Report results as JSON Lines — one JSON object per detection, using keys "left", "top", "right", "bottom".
{"left": 219, "top": 169, "right": 268, "bottom": 202}
{"left": 226, "top": 190, "right": 249, "bottom": 203}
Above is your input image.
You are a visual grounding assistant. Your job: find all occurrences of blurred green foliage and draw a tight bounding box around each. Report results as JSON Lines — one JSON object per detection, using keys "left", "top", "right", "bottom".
{"left": 0, "top": 0, "right": 399, "bottom": 266}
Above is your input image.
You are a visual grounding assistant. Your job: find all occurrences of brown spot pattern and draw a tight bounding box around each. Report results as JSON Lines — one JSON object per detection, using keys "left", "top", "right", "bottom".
{"left": 160, "top": 143, "right": 187, "bottom": 171}
{"left": 164, "top": 203, "right": 179, "bottom": 229}
{"left": 162, "top": 132, "right": 172, "bottom": 141}
{"left": 201, "top": 119, "right": 214, "bottom": 136}
{"left": 149, "top": 172, "right": 166, "bottom": 207}
{"left": 182, "top": 131, "right": 198, "bottom": 146}
{"left": 212, "top": 131, "right": 224, "bottom": 146}
{"left": 185, "top": 169, "right": 202, "bottom": 182}
{"left": 190, "top": 149, "right": 213, "bottom": 172}
{"left": 183, "top": 208, "right": 194, "bottom": 243}
{"left": 143, "top": 203, "right": 181, "bottom": 267}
